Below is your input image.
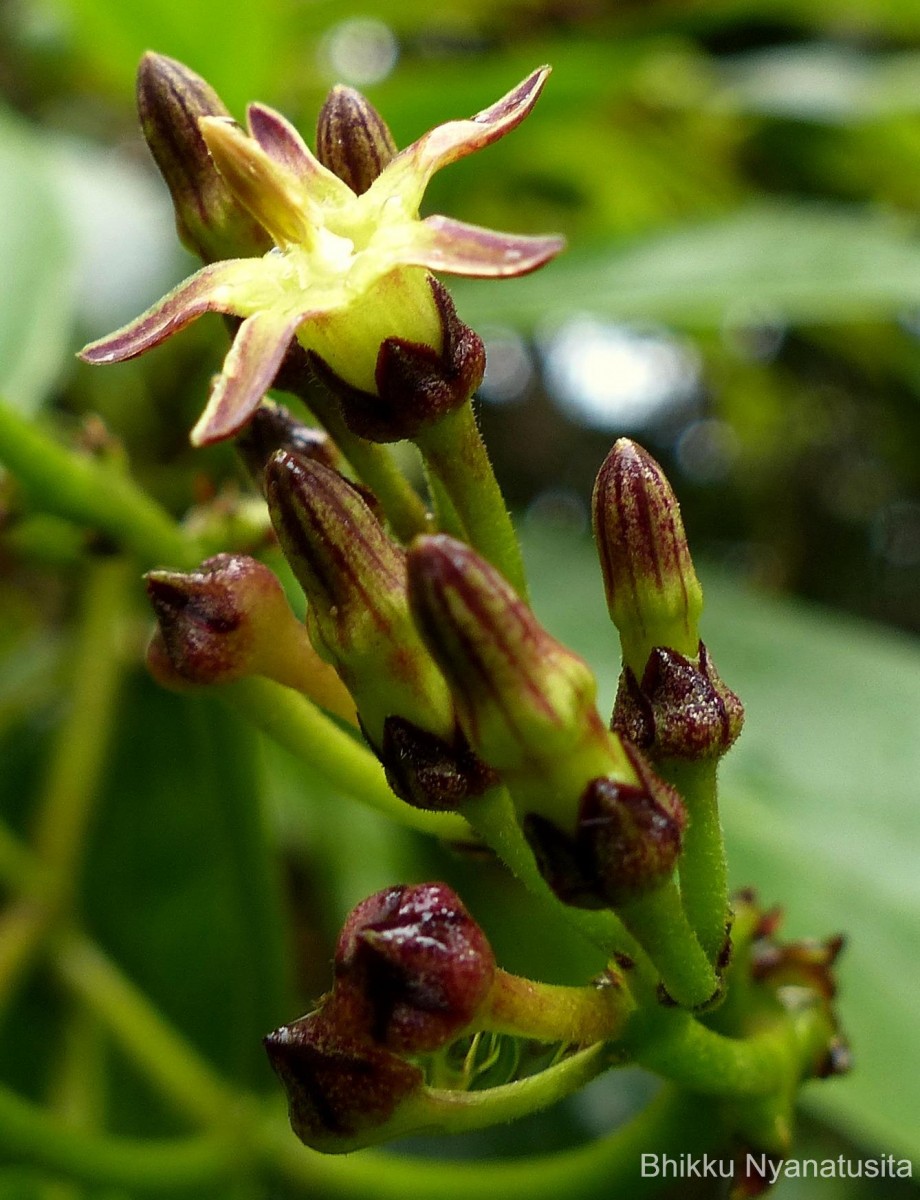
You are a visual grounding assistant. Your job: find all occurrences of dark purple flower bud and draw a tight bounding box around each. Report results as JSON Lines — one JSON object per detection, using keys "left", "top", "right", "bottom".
{"left": 308, "top": 279, "right": 485, "bottom": 443}
{"left": 377, "top": 716, "right": 498, "bottom": 812}
{"left": 592, "top": 439, "right": 703, "bottom": 676}
{"left": 316, "top": 85, "right": 397, "bottom": 195}
{"left": 234, "top": 402, "right": 348, "bottom": 495}
{"left": 264, "top": 451, "right": 454, "bottom": 746}
{"left": 522, "top": 744, "right": 686, "bottom": 909}
{"left": 263, "top": 1008, "right": 423, "bottom": 1153}
{"left": 145, "top": 554, "right": 351, "bottom": 716}
{"left": 612, "top": 642, "right": 744, "bottom": 761}
{"left": 136, "top": 52, "right": 271, "bottom": 263}
{"left": 578, "top": 753, "right": 686, "bottom": 907}
{"left": 332, "top": 882, "right": 496, "bottom": 1054}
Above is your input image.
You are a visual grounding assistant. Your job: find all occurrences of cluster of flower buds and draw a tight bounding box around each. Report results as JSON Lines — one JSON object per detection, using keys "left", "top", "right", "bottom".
{"left": 265, "top": 881, "right": 633, "bottom": 1152}
{"left": 75, "top": 48, "right": 853, "bottom": 1182}
{"left": 264, "top": 883, "right": 491, "bottom": 1151}
{"left": 593, "top": 439, "right": 744, "bottom": 764}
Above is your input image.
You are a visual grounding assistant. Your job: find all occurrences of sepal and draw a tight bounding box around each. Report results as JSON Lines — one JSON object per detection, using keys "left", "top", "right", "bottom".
{"left": 308, "top": 279, "right": 484, "bottom": 443}
{"left": 612, "top": 642, "right": 744, "bottom": 761}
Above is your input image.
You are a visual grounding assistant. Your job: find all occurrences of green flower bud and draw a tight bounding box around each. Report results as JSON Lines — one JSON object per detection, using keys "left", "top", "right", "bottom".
{"left": 316, "top": 84, "right": 397, "bottom": 196}
{"left": 406, "top": 534, "right": 617, "bottom": 782}
{"left": 264, "top": 451, "right": 454, "bottom": 749}
{"left": 592, "top": 438, "right": 703, "bottom": 677}
{"left": 136, "top": 52, "right": 270, "bottom": 262}
{"left": 144, "top": 553, "right": 353, "bottom": 721}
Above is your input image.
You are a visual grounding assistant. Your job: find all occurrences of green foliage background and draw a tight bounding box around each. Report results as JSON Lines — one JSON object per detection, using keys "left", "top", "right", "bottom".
{"left": 1, "top": 0, "right": 919, "bottom": 1196}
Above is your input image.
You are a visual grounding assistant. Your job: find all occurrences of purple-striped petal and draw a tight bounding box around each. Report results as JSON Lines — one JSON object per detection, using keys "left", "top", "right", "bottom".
{"left": 403, "top": 215, "right": 565, "bottom": 278}
{"left": 190, "top": 308, "right": 310, "bottom": 446}
{"left": 78, "top": 259, "right": 264, "bottom": 365}
{"left": 247, "top": 103, "right": 352, "bottom": 205}
{"left": 370, "top": 67, "right": 551, "bottom": 211}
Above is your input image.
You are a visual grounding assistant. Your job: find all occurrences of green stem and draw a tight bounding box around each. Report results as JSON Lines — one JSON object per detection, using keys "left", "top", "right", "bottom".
{"left": 0, "top": 820, "right": 45, "bottom": 896}
{"left": 1, "top": 1074, "right": 725, "bottom": 1200}
{"left": 33, "top": 560, "right": 130, "bottom": 913}
{"left": 259, "top": 1085, "right": 725, "bottom": 1200}
{"left": 0, "top": 1082, "right": 233, "bottom": 1193}
{"left": 423, "top": 458, "right": 467, "bottom": 541}
{"left": 463, "top": 788, "right": 646, "bottom": 968}
{"left": 52, "top": 931, "right": 235, "bottom": 1128}
{"left": 417, "top": 403, "right": 527, "bottom": 598}
{"left": 0, "top": 401, "right": 201, "bottom": 568}
{"left": 305, "top": 390, "right": 430, "bottom": 542}
{"left": 40, "top": 1004, "right": 110, "bottom": 1200}
{"left": 665, "top": 759, "right": 729, "bottom": 965}
{"left": 220, "top": 676, "right": 473, "bottom": 842}
{"left": 0, "top": 561, "right": 130, "bottom": 1020}
{"left": 619, "top": 881, "right": 719, "bottom": 1009}
{"left": 0, "top": 902, "right": 47, "bottom": 1023}
{"left": 407, "top": 1043, "right": 609, "bottom": 1136}
{"left": 481, "top": 968, "right": 634, "bottom": 1043}
{"left": 621, "top": 1002, "right": 832, "bottom": 1098}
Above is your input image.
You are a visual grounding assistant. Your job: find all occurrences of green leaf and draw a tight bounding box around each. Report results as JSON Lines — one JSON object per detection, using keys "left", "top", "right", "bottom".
{"left": 0, "top": 109, "right": 74, "bottom": 414}
{"left": 52, "top": 0, "right": 288, "bottom": 113}
{"left": 454, "top": 204, "right": 920, "bottom": 330}
{"left": 712, "top": 46, "right": 920, "bottom": 122}
{"left": 81, "top": 674, "right": 288, "bottom": 1119}
{"left": 522, "top": 523, "right": 920, "bottom": 1164}
{"left": 703, "top": 578, "right": 920, "bottom": 1165}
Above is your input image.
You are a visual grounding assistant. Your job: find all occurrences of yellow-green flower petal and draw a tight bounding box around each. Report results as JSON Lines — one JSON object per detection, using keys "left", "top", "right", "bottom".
{"left": 78, "top": 258, "right": 277, "bottom": 364}
{"left": 191, "top": 308, "right": 310, "bottom": 446}
{"left": 79, "top": 63, "right": 564, "bottom": 444}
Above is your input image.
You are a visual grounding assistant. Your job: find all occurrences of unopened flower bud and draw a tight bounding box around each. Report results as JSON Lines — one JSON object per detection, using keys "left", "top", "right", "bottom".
{"left": 264, "top": 1008, "right": 423, "bottom": 1154}
{"left": 265, "top": 451, "right": 454, "bottom": 747}
{"left": 592, "top": 439, "right": 703, "bottom": 676}
{"left": 235, "top": 402, "right": 347, "bottom": 495}
{"left": 577, "top": 747, "right": 686, "bottom": 907}
{"left": 378, "top": 717, "right": 498, "bottom": 812}
{"left": 316, "top": 85, "right": 397, "bottom": 195}
{"left": 406, "top": 534, "right": 611, "bottom": 777}
{"left": 145, "top": 553, "right": 354, "bottom": 719}
{"left": 308, "top": 279, "right": 484, "bottom": 444}
{"left": 332, "top": 882, "right": 496, "bottom": 1054}
{"left": 524, "top": 743, "right": 686, "bottom": 909}
{"left": 613, "top": 642, "right": 744, "bottom": 761}
{"left": 136, "top": 52, "right": 270, "bottom": 262}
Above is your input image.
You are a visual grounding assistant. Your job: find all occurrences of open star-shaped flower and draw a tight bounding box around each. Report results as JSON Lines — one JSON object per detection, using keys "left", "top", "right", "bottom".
{"left": 80, "top": 68, "right": 564, "bottom": 447}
